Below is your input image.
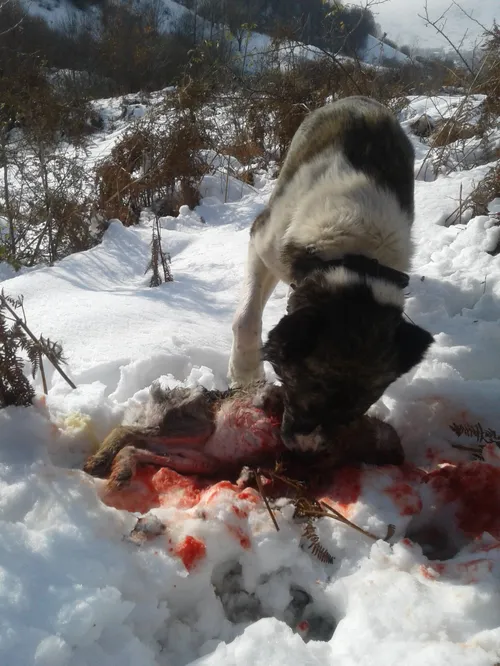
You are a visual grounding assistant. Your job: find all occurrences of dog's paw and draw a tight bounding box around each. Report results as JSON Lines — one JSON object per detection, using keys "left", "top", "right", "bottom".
{"left": 227, "top": 366, "right": 265, "bottom": 389}
{"left": 227, "top": 353, "right": 265, "bottom": 389}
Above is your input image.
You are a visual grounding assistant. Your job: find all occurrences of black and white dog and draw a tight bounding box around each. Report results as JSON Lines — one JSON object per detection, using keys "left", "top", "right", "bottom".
{"left": 228, "top": 96, "right": 433, "bottom": 453}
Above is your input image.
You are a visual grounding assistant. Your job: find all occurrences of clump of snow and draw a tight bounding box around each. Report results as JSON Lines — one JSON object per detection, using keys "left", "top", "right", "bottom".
{"left": 488, "top": 198, "right": 500, "bottom": 215}
{"left": 2, "top": 93, "right": 500, "bottom": 666}
{"left": 125, "top": 104, "right": 147, "bottom": 120}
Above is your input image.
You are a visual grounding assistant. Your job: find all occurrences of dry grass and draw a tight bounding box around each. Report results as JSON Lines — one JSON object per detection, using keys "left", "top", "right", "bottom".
{"left": 227, "top": 53, "right": 439, "bottom": 168}
{"left": 468, "top": 163, "right": 500, "bottom": 217}
{"left": 429, "top": 119, "right": 479, "bottom": 148}
{"left": 220, "top": 138, "right": 265, "bottom": 167}
{"left": 477, "top": 26, "right": 500, "bottom": 116}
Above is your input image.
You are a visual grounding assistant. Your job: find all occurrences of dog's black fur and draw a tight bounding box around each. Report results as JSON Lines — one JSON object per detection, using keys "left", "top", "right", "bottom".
{"left": 263, "top": 279, "right": 432, "bottom": 447}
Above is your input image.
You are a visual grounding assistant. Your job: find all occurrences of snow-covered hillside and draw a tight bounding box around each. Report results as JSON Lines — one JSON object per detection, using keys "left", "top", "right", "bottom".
{"left": 21, "top": 0, "right": 189, "bottom": 32}
{"left": 21, "top": 0, "right": 410, "bottom": 68}
{"left": 1, "top": 94, "right": 500, "bottom": 666}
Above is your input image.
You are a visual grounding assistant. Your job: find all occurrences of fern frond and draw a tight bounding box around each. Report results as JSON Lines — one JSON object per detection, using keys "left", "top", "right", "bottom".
{"left": 39, "top": 336, "right": 66, "bottom": 366}
{"left": 1, "top": 291, "right": 73, "bottom": 405}
{"left": 450, "top": 421, "right": 500, "bottom": 445}
{"left": 302, "top": 519, "right": 335, "bottom": 564}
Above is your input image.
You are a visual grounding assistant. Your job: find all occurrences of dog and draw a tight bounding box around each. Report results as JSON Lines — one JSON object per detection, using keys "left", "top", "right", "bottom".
{"left": 228, "top": 96, "right": 433, "bottom": 453}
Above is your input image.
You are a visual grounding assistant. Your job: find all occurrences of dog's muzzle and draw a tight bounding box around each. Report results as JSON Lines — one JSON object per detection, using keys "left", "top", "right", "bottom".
{"left": 281, "top": 413, "right": 326, "bottom": 453}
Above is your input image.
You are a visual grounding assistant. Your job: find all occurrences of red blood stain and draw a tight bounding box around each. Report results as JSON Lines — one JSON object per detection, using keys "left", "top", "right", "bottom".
{"left": 297, "top": 621, "right": 309, "bottom": 632}
{"left": 421, "top": 559, "right": 493, "bottom": 584}
{"left": 426, "top": 462, "right": 500, "bottom": 538}
{"left": 401, "top": 538, "right": 413, "bottom": 547}
{"left": 174, "top": 536, "right": 207, "bottom": 572}
{"left": 384, "top": 482, "right": 422, "bottom": 516}
{"left": 231, "top": 504, "right": 248, "bottom": 520}
{"left": 420, "top": 563, "right": 446, "bottom": 580}
{"left": 323, "top": 466, "right": 362, "bottom": 513}
{"left": 153, "top": 467, "right": 203, "bottom": 509}
{"left": 226, "top": 524, "right": 251, "bottom": 550}
{"left": 230, "top": 404, "right": 281, "bottom": 435}
{"left": 102, "top": 466, "right": 160, "bottom": 514}
{"left": 455, "top": 558, "right": 493, "bottom": 582}
{"left": 482, "top": 443, "right": 500, "bottom": 467}
{"left": 201, "top": 481, "right": 238, "bottom": 505}
{"left": 203, "top": 402, "right": 285, "bottom": 464}
{"left": 99, "top": 458, "right": 266, "bottom": 538}
{"left": 237, "top": 489, "right": 261, "bottom": 504}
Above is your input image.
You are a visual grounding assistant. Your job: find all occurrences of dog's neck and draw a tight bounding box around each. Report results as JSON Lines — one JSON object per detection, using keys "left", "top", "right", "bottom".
{"left": 290, "top": 253, "right": 409, "bottom": 309}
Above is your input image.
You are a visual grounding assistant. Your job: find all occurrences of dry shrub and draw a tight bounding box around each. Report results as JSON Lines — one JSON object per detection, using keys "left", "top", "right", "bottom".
{"left": 477, "top": 24, "right": 500, "bottom": 116}
{"left": 175, "top": 75, "right": 217, "bottom": 115}
{"left": 146, "top": 216, "right": 173, "bottom": 287}
{"left": 235, "top": 169, "right": 255, "bottom": 186}
{"left": 468, "top": 164, "right": 500, "bottom": 217}
{"left": 240, "top": 58, "right": 341, "bottom": 163}
{"left": 268, "top": 59, "right": 337, "bottom": 158}
{"left": 220, "top": 137, "right": 264, "bottom": 166}
{"left": 430, "top": 119, "right": 479, "bottom": 148}
{"left": 232, "top": 55, "right": 415, "bottom": 165}
{"left": 95, "top": 111, "right": 210, "bottom": 225}
{"left": 49, "top": 194, "right": 99, "bottom": 258}
{"left": 335, "top": 61, "right": 407, "bottom": 108}
{"left": 95, "top": 159, "right": 136, "bottom": 224}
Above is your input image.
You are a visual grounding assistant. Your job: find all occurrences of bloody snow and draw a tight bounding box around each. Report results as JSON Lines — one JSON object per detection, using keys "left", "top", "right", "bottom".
{"left": 1, "top": 94, "right": 500, "bottom": 666}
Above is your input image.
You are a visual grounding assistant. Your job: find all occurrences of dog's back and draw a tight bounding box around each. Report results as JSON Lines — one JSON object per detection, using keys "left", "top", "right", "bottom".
{"left": 271, "top": 96, "right": 414, "bottom": 214}
{"left": 252, "top": 97, "right": 415, "bottom": 283}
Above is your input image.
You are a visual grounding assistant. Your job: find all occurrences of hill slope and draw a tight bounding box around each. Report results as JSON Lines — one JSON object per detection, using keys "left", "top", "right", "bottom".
{"left": 20, "top": 0, "right": 410, "bottom": 67}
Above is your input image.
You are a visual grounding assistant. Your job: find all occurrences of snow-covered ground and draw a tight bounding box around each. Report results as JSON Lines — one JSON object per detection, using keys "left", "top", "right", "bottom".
{"left": 2, "top": 95, "right": 500, "bottom": 666}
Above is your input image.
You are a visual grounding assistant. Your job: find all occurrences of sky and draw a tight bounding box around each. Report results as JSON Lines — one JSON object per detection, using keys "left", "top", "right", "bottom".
{"left": 362, "top": 0, "right": 497, "bottom": 50}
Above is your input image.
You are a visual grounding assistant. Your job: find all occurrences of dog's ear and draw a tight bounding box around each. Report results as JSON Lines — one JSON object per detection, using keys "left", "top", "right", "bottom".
{"left": 395, "top": 319, "right": 433, "bottom": 375}
{"left": 263, "top": 308, "right": 324, "bottom": 364}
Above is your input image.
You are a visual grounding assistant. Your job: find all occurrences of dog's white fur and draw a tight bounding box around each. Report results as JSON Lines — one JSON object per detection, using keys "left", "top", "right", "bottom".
{"left": 228, "top": 100, "right": 413, "bottom": 387}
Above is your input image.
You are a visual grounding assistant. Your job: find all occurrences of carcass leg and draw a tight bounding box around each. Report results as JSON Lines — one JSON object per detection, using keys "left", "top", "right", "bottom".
{"left": 84, "top": 425, "right": 216, "bottom": 483}
{"left": 84, "top": 426, "right": 141, "bottom": 479}
{"left": 108, "top": 445, "right": 221, "bottom": 490}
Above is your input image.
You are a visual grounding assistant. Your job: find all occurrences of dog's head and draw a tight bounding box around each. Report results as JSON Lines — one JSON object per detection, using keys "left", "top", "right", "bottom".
{"left": 262, "top": 281, "right": 433, "bottom": 453}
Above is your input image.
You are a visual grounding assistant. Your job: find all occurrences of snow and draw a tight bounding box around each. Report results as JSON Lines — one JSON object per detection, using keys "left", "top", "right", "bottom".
{"left": 402, "top": 94, "right": 487, "bottom": 124}
{"left": 360, "top": 35, "right": 411, "bottom": 66}
{"left": 20, "top": 0, "right": 190, "bottom": 33}
{"left": 2, "top": 93, "right": 500, "bottom": 666}
{"left": 398, "top": 95, "right": 500, "bottom": 183}
{"left": 489, "top": 198, "right": 500, "bottom": 215}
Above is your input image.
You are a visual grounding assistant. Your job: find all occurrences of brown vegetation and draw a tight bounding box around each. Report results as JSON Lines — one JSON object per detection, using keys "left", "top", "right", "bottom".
{"left": 95, "top": 110, "right": 210, "bottom": 225}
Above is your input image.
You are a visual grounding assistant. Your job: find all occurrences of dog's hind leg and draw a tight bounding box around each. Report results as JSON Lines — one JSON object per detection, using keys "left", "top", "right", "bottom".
{"left": 228, "top": 241, "right": 278, "bottom": 387}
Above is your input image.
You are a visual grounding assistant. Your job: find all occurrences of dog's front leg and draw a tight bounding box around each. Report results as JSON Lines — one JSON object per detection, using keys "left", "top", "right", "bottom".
{"left": 228, "top": 241, "right": 278, "bottom": 387}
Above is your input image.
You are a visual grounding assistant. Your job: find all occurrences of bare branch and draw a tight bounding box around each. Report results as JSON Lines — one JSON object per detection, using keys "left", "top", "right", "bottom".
{"left": 450, "top": 0, "right": 494, "bottom": 39}
{"left": 418, "top": 0, "right": 475, "bottom": 76}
